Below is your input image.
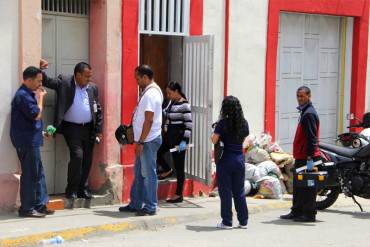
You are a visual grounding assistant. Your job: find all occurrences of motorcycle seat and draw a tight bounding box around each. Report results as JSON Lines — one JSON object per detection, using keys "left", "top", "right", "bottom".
{"left": 319, "top": 143, "right": 359, "bottom": 158}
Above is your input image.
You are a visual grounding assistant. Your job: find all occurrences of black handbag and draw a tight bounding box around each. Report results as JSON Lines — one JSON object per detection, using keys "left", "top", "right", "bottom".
{"left": 115, "top": 84, "right": 163, "bottom": 146}
{"left": 212, "top": 121, "right": 224, "bottom": 164}
{"left": 214, "top": 141, "right": 224, "bottom": 164}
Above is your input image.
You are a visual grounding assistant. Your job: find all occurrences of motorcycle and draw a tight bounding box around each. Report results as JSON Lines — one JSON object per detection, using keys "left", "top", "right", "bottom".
{"left": 337, "top": 113, "right": 370, "bottom": 148}
{"left": 316, "top": 142, "right": 370, "bottom": 212}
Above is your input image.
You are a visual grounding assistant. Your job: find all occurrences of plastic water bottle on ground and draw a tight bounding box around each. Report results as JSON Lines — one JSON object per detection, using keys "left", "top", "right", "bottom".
{"left": 39, "top": 236, "right": 64, "bottom": 245}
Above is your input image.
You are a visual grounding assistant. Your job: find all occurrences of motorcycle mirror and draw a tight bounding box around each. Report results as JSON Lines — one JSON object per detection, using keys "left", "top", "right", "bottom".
{"left": 347, "top": 113, "right": 355, "bottom": 120}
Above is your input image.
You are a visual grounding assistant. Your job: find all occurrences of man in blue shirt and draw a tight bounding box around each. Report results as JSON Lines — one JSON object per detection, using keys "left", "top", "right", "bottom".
{"left": 10, "top": 66, "right": 54, "bottom": 218}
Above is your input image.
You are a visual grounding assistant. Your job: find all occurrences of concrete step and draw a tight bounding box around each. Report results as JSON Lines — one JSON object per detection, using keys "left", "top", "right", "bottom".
{"left": 47, "top": 193, "right": 116, "bottom": 211}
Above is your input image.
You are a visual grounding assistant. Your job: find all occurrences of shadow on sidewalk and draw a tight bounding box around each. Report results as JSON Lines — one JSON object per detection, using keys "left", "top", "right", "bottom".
{"left": 185, "top": 225, "right": 221, "bottom": 232}
{"left": 159, "top": 200, "right": 204, "bottom": 209}
{"left": 0, "top": 213, "right": 19, "bottom": 221}
{"left": 93, "top": 210, "right": 132, "bottom": 219}
{"left": 261, "top": 218, "right": 323, "bottom": 226}
{"left": 323, "top": 209, "right": 370, "bottom": 219}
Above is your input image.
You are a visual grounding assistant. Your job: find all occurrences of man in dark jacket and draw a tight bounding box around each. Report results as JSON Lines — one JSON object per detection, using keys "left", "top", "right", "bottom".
{"left": 40, "top": 59, "right": 103, "bottom": 200}
{"left": 280, "top": 86, "right": 321, "bottom": 222}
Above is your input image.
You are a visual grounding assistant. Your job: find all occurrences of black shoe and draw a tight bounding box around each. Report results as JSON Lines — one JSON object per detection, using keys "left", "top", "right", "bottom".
{"left": 119, "top": 205, "right": 137, "bottom": 213}
{"left": 136, "top": 209, "right": 156, "bottom": 216}
{"left": 66, "top": 192, "right": 78, "bottom": 200}
{"left": 280, "top": 212, "right": 299, "bottom": 220}
{"left": 78, "top": 190, "right": 93, "bottom": 200}
{"left": 293, "top": 215, "right": 316, "bottom": 222}
{"left": 158, "top": 170, "right": 173, "bottom": 180}
{"left": 37, "top": 207, "right": 55, "bottom": 215}
{"left": 166, "top": 196, "right": 183, "bottom": 203}
{"left": 19, "top": 210, "right": 46, "bottom": 218}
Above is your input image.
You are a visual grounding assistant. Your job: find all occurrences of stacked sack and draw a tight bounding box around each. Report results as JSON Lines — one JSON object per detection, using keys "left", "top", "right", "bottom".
{"left": 243, "top": 133, "right": 295, "bottom": 199}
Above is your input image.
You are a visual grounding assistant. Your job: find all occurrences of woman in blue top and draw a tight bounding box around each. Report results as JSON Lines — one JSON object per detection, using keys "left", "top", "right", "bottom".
{"left": 211, "top": 96, "right": 249, "bottom": 229}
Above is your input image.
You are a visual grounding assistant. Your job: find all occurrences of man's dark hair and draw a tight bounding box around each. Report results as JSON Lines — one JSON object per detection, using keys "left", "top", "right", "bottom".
{"left": 135, "top": 65, "right": 154, "bottom": 80}
{"left": 74, "top": 62, "right": 92, "bottom": 76}
{"left": 297, "top": 86, "right": 311, "bottom": 95}
{"left": 23, "top": 66, "right": 42, "bottom": 80}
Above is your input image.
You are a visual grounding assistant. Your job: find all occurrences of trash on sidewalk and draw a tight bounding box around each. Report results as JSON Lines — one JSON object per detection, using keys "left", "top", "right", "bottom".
{"left": 243, "top": 133, "right": 296, "bottom": 198}
{"left": 257, "top": 176, "right": 283, "bottom": 199}
{"left": 39, "top": 236, "right": 64, "bottom": 245}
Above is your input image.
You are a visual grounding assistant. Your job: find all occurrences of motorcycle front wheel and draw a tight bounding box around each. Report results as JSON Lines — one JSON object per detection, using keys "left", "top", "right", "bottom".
{"left": 316, "top": 188, "right": 341, "bottom": 210}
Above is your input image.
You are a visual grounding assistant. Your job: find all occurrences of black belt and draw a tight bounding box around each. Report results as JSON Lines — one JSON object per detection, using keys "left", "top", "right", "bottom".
{"left": 63, "top": 121, "right": 93, "bottom": 127}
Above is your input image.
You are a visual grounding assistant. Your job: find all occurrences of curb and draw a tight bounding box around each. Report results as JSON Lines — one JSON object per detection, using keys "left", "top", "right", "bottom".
{"left": 0, "top": 200, "right": 291, "bottom": 247}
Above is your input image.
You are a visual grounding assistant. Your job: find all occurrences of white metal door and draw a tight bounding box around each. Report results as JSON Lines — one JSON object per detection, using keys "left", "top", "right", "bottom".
{"left": 183, "top": 35, "right": 214, "bottom": 185}
{"left": 276, "top": 13, "right": 341, "bottom": 152}
{"left": 42, "top": 14, "right": 89, "bottom": 194}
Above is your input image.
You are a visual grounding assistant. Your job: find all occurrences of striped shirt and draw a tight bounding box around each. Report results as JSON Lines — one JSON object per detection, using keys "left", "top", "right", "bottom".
{"left": 164, "top": 100, "right": 192, "bottom": 142}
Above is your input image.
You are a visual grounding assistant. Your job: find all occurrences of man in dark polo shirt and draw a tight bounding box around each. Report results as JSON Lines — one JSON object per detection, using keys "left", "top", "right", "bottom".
{"left": 10, "top": 66, "right": 54, "bottom": 218}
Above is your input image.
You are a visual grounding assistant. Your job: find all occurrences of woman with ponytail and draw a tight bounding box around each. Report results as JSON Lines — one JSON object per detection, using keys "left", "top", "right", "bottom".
{"left": 157, "top": 81, "right": 192, "bottom": 203}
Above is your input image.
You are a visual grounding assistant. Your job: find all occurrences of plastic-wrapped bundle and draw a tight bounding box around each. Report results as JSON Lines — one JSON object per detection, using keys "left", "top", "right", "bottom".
{"left": 257, "top": 176, "right": 283, "bottom": 199}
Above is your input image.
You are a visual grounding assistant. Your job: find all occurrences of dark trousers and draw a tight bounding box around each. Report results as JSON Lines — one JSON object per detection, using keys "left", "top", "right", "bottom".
{"left": 16, "top": 146, "right": 48, "bottom": 213}
{"left": 157, "top": 143, "right": 186, "bottom": 196}
{"left": 217, "top": 154, "right": 248, "bottom": 226}
{"left": 291, "top": 159, "right": 317, "bottom": 218}
{"left": 62, "top": 121, "right": 95, "bottom": 195}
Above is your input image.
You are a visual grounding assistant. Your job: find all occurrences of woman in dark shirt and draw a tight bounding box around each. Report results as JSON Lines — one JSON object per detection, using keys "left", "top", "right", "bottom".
{"left": 211, "top": 96, "right": 249, "bottom": 229}
{"left": 157, "top": 82, "right": 192, "bottom": 203}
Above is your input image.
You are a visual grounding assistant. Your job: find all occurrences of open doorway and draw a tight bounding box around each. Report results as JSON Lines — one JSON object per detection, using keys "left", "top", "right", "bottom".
{"left": 140, "top": 34, "right": 183, "bottom": 92}
{"left": 139, "top": 33, "right": 215, "bottom": 185}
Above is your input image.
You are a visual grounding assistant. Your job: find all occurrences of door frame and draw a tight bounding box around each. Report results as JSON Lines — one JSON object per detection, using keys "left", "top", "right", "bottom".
{"left": 41, "top": 12, "right": 90, "bottom": 194}
{"left": 265, "top": 0, "right": 370, "bottom": 139}
{"left": 121, "top": 0, "right": 204, "bottom": 201}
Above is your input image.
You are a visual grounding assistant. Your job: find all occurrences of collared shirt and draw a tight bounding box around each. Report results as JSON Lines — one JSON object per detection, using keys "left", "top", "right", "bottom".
{"left": 10, "top": 85, "right": 43, "bottom": 148}
{"left": 63, "top": 80, "right": 92, "bottom": 124}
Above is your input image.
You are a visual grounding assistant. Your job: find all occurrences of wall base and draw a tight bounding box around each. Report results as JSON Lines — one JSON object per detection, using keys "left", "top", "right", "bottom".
{"left": 0, "top": 173, "right": 20, "bottom": 212}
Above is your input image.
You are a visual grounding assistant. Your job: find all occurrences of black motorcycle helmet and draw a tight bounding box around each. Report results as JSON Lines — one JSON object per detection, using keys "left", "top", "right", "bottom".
{"left": 115, "top": 125, "right": 128, "bottom": 145}
{"left": 362, "top": 112, "right": 370, "bottom": 128}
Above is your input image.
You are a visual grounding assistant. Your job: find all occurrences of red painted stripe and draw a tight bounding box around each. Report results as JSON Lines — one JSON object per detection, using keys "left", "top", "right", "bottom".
{"left": 224, "top": 0, "right": 230, "bottom": 97}
{"left": 280, "top": 0, "right": 366, "bottom": 17}
{"left": 350, "top": 0, "right": 369, "bottom": 129}
{"left": 121, "top": 0, "right": 139, "bottom": 201}
{"left": 265, "top": 0, "right": 369, "bottom": 139}
{"left": 190, "top": 0, "right": 203, "bottom": 35}
{"left": 121, "top": 0, "right": 139, "bottom": 166}
{"left": 264, "top": 1, "right": 280, "bottom": 139}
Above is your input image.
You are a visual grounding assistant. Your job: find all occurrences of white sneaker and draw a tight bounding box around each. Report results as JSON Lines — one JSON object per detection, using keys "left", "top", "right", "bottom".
{"left": 216, "top": 222, "right": 233, "bottom": 230}
{"left": 238, "top": 224, "right": 247, "bottom": 229}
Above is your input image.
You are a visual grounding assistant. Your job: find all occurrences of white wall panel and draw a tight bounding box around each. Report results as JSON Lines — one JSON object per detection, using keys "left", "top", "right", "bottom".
{"left": 0, "top": 0, "right": 19, "bottom": 174}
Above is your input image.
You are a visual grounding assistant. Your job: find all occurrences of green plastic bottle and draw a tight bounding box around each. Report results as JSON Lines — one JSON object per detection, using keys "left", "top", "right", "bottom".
{"left": 46, "top": 125, "right": 57, "bottom": 136}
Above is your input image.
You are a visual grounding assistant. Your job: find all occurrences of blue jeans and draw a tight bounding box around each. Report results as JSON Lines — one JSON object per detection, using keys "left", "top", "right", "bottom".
{"left": 129, "top": 136, "right": 162, "bottom": 212}
{"left": 16, "top": 146, "right": 48, "bottom": 213}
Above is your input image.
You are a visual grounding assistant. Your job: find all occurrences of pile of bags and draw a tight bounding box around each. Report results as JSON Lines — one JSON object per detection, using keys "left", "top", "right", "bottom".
{"left": 243, "top": 133, "right": 295, "bottom": 199}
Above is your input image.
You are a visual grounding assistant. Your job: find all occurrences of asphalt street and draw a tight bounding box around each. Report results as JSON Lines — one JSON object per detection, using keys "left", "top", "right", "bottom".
{"left": 62, "top": 205, "right": 370, "bottom": 247}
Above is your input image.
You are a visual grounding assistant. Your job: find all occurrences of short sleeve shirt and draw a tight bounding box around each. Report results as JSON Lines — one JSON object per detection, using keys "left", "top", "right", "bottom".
{"left": 214, "top": 119, "right": 249, "bottom": 153}
{"left": 10, "top": 85, "right": 43, "bottom": 148}
{"left": 133, "top": 84, "right": 163, "bottom": 142}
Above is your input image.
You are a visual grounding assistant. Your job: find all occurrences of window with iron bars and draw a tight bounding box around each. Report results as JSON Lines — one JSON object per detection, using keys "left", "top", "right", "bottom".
{"left": 42, "top": 0, "right": 90, "bottom": 16}
{"left": 140, "top": 0, "right": 190, "bottom": 36}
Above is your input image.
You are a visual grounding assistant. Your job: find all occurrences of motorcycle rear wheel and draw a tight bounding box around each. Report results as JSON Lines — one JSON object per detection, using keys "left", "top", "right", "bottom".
{"left": 316, "top": 188, "right": 341, "bottom": 210}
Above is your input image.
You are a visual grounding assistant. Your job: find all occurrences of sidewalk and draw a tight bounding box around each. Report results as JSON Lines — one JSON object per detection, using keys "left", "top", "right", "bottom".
{"left": 0, "top": 195, "right": 368, "bottom": 247}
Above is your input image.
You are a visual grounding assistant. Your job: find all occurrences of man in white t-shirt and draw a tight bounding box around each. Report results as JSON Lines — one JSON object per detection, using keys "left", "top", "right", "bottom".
{"left": 119, "top": 65, "right": 163, "bottom": 216}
